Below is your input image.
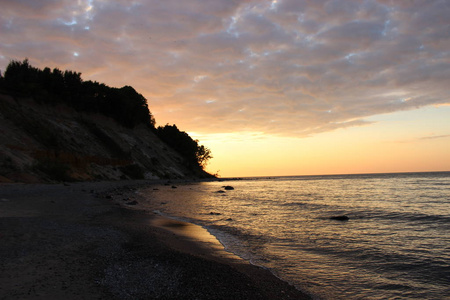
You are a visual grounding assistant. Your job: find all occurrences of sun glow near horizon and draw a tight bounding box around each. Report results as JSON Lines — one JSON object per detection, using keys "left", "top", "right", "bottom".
{"left": 193, "top": 106, "right": 450, "bottom": 178}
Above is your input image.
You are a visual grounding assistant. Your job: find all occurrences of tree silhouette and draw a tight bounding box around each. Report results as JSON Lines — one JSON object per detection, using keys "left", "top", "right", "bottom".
{"left": 1, "top": 59, "right": 155, "bottom": 128}
{"left": 196, "top": 144, "right": 213, "bottom": 168}
{"left": 157, "top": 124, "right": 212, "bottom": 169}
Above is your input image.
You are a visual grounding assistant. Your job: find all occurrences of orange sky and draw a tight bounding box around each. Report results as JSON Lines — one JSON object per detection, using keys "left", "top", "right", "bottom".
{"left": 1, "top": 1, "right": 449, "bottom": 177}
{"left": 195, "top": 105, "right": 450, "bottom": 177}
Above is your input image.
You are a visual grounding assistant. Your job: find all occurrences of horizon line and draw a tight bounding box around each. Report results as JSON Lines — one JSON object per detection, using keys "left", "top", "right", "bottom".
{"left": 218, "top": 170, "right": 450, "bottom": 180}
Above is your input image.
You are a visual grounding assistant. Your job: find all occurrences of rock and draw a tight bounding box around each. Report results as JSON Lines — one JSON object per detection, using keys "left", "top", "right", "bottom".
{"left": 329, "top": 215, "right": 349, "bottom": 221}
{"left": 223, "top": 186, "right": 234, "bottom": 190}
{"left": 225, "top": 218, "right": 233, "bottom": 221}
{"left": 171, "top": 186, "right": 177, "bottom": 189}
{"left": 215, "top": 190, "right": 226, "bottom": 193}
{"left": 126, "top": 200, "right": 138, "bottom": 205}
{"left": 209, "top": 212, "right": 222, "bottom": 215}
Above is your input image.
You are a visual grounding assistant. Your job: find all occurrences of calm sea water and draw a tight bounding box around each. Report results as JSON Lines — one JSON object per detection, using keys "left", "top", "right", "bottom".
{"left": 138, "top": 172, "right": 450, "bottom": 299}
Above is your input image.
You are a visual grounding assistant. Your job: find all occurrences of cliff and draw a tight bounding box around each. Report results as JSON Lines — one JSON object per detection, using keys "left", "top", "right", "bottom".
{"left": 0, "top": 93, "right": 212, "bottom": 183}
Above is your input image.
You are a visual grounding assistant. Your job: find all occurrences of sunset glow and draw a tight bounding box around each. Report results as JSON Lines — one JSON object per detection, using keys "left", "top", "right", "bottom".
{"left": 1, "top": 0, "right": 449, "bottom": 177}
{"left": 193, "top": 105, "right": 450, "bottom": 177}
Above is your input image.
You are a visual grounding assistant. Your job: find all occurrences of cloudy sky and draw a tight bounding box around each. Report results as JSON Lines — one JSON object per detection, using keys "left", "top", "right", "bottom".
{"left": 1, "top": 0, "right": 449, "bottom": 176}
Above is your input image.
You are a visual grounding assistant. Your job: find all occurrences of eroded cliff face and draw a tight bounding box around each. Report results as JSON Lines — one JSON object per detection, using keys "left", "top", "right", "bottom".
{"left": 0, "top": 94, "right": 211, "bottom": 183}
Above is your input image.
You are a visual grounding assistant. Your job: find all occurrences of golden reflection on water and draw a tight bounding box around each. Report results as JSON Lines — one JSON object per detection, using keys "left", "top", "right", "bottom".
{"left": 150, "top": 215, "right": 244, "bottom": 262}
{"left": 140, "top": 174, "right": 450, "bottom": 299}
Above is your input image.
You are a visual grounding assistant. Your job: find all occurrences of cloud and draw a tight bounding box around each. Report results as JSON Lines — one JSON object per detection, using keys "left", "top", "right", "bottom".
{"left": 419, "top": 134, "right": 450, "bottom": 141}
{"left": 394, "top": 134, "right": 450, "bottom": 144}
{"left": 1, "top": 0, "right": 449, "bottom": 137}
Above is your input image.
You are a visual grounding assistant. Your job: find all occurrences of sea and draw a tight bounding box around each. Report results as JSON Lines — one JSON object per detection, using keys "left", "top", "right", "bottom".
{"left": 138, "top": 172, "right": 450, "bottom": 299}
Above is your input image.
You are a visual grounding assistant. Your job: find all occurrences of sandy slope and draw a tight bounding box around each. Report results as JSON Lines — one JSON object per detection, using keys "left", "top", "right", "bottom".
{"left": 0, "top": 94, "right": 210, "bottom": 183}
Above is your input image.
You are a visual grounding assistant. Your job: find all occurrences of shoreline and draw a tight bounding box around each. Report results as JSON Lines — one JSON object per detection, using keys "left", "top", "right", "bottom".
{"left": 0, "top": 180, "right": 311, "bottom": 299}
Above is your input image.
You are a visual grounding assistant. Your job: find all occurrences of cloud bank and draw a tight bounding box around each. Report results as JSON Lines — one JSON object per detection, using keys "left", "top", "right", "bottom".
{"left": 1, "top": 0, "right": 449, "bottom": 136}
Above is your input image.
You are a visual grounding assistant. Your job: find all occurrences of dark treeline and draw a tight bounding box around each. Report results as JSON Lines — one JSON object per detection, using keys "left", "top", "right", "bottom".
{"left": 157, "top": 124, "right": 212, "bottom": 168}
{"left": 0, "top": 59, "right": 154, "bottom": 128}
{"left": 0, "top": 59, "right": 212, "bottom": 170}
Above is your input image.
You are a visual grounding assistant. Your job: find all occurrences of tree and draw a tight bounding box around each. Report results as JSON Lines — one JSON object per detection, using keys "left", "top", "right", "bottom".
{"left": 196, "top": 144, "right": 213, "bottom": 168}
{"left": 156, "top": 124, "right": 212, "bottom": 169}
{"left": 1, "top": 59, "right": 156, "bottom": 129}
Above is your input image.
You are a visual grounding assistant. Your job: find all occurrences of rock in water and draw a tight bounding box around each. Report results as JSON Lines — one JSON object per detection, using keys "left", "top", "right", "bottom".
{"left": 330, "top": 215, "right": 349, "bottom": 221}
{"left": 223, "top": 186, "right": 234, "bottom": 190}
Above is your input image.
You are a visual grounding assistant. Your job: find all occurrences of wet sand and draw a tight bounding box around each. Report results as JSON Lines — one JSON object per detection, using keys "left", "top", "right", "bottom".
{"left": 0, "top": 181, "right": 310, "bottom": 299}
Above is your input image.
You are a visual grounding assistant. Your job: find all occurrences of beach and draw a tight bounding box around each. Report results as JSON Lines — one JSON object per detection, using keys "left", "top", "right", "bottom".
{"left": 0, "top": 181, "right": 310, "bottom": 299}
{"left": 137, "top": 174, "right": 450, "bottom": 299}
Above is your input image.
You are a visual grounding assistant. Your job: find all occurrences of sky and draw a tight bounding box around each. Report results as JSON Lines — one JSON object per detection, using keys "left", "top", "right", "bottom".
{"left": 1, "top": 0, "right": 449, "bottom": 177}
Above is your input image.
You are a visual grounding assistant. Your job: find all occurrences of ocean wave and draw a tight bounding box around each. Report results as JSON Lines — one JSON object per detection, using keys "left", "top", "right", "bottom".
{"left": 352, "top": 209, "right": 450, "bottom": 225}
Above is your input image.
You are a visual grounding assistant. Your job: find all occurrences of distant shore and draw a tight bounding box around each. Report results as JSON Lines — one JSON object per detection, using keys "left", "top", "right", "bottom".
{"left": 0, "top": 180, "right": 310, "bottom": 299}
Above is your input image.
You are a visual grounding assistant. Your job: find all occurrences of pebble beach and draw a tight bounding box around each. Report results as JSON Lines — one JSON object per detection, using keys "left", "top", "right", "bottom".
{"left": 0, "top": 181, "right": 310, "bottom": 299}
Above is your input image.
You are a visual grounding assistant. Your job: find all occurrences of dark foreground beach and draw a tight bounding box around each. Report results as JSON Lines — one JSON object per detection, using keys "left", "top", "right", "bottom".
{"left": 0, "top": 181, "right": 310, "bottom": 299}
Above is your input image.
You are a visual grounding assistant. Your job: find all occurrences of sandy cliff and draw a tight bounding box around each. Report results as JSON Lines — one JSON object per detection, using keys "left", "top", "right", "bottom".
{"left": 0, "top": 94, "right": 211, "bottom": 183}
